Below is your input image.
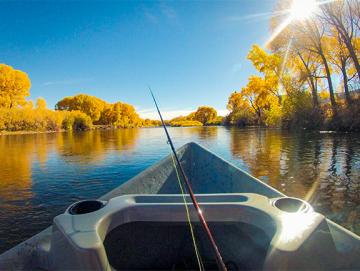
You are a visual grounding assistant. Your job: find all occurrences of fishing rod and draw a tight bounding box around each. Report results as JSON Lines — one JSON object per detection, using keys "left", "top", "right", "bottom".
{"left": 149, "top": 87, "right": 227, "bottom": 271}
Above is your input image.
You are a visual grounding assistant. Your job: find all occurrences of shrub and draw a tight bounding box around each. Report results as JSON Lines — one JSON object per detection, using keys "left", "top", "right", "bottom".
{"left": 62, "top": 111, "right": 93, "bottom": 131}
{"left": 0, "top": 108, "right": 92, "bottom": 132}
{"left": 170, "top": 120, "right": 203, "bottom": 127}
{"left": 142, "top": 119, "right": 161, "bottom": 127}
{"left": 224, "top": 110, "right": 256, "bottom": 127}
{"left": 282, "top": 91, "right": 324, "bottom": 130}
{"left": 206, "top": 116, "right": 224, "bottom": 126}
{"left": 0, "top": 108, "right": 64, "bottom": 131}
{"left": 326, "top": 99, "right": 360, "bottom": 131}
{"left": 264, "top": 102, "right": 282, "bottom": 127}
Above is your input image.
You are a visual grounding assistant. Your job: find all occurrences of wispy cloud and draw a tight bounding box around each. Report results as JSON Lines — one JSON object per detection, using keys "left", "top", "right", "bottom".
{"left": 143, "top": 2, "right": 178, "bottom": 25}
{"left": 143, "top": 8, "right": 159, "bottom": 24}
{"left": 225, "top": 10, "right": 288, "bottom": 23}
{"left": 42, "top": 78, "right": 93, "bottom": 86}
{"left": 159, "top": 2, "right": 177, "bottom": 20}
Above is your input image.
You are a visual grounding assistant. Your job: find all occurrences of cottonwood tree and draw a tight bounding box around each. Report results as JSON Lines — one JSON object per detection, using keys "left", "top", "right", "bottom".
{"left": 321, "top": 0, "right": 360, "bottom": 79}
{"left": 0, "top": 64, "right": 31, "bottom": 108}
{"left": 194, "top": 106, "right": 217, "bottom": 125}
{"left": 55, "top": 94, "right": 107, "bottom": 122}
{"left": 36, "top": 97, "right": 47, "bottom": 109}
{"left": 325, "top": 34, "right": 356, "bottom": 105}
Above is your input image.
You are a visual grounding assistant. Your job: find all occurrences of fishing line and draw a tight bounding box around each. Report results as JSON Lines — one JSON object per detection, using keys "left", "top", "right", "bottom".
{"left": 170, "top": 152, "right": 204, "bottom": 271}
{"left": 149, "top": 86, "right": 227, "bottom": 271}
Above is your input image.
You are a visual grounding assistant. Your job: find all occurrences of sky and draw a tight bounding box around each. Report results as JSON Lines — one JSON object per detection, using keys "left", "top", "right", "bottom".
{"left": 0, "top": 0, "right": 276, "bottom": 119}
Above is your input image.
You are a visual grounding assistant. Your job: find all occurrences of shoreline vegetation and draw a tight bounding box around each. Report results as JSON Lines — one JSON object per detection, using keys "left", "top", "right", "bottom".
{"left": 1, "top": 1, "right": 360, "bottom": 134}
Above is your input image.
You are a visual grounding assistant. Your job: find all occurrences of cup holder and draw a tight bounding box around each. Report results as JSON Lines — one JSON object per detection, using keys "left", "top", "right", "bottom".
{"left": 272, "top": 197, "right": 312, "bottom": 213}
{"left": 68, "top": 200, "right": 105, "bottom": 215}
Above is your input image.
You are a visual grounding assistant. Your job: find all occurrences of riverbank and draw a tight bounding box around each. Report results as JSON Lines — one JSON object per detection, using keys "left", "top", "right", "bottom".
{"left": 0, "top": 124, "right": 161, "bottom": 136}
{"left": 0, "top": 130, "right": 65, "bottom": 136}
{"left": 0, "top": 124, "right": 355, "bottom": 136}
{"left": 0, "top": 130, "right": 67, "bottom": 136}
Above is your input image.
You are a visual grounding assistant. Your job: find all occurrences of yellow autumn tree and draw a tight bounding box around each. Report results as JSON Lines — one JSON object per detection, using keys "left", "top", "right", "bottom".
{"left": 228, "top": 46, "right": 284, "bottom": 126}
{"left": 0, "top": 64, "right": 31, "bottom": 108}
{"left": 169, "top": 106, "right": 219, "bottom": 126}
{"left": 324, "top": 34, "right": 357, "bottom": 105}
{"left": 55, "top": 94, "right": 107, "bottom": 122}
{"left": 193, "top": 106, "right": 217, "bottom": 125}
{"left": 227, "top": 74, "right": 282, "bottom": 127}
{"left": 247, "top": 45, "right": 282, "bottom": 102}
{"left": 98, "top": 102, "right": 142, "bottom": 128}
{"left": 142, "top": 119, "right": 161, "bottom": 127}
{"left": 36, "top": 97, "right": 47, "bottom": 109}
{"left": 226, "top": 91, "right": 256, "bottom": 126}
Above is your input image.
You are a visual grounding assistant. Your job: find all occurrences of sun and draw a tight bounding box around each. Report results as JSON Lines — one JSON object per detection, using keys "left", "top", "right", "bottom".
{"left": 290, "top": 0, "right": 319, "bottom": 21}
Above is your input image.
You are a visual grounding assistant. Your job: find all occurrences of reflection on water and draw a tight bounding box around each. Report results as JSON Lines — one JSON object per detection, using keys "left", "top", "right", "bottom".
{"left": 55, "top": 129, "right": 140, "bottom": 163}
{"left": 0, "top": 127, "right": 359, "bottom": 253}
{"left": 229, "top": 128, "right": 360, "bottom": 234}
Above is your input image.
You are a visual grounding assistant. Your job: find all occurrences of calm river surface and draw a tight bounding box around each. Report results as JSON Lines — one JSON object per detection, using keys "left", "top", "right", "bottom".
{"left": 0, "top": 127, "right": 359, "bottom": 253}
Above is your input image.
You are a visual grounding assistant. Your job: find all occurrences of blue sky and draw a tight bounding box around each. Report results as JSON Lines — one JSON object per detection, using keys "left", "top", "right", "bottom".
{"left": 0, "top": 0, "right": 276, "bottom": 119}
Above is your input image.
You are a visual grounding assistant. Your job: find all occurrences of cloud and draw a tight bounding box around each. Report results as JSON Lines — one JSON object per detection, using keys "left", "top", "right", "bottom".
{"left": 225, "top": 10, "right": 288, "bottom": 23}
{"left": 143, "top": 8, "right": 158, "bottom": 24}
{"left": 143, "top": 2, "right": 178, "bottom": 24}
{"left": 217, "top": 109, "right": 230, "bottom": 116}
{"left": 42, "top": 78, "right": 93, "bottom": 86}
{"left": 138, "top": 108, "right": 229, "bottom": 120}
{"left": 159, "top": 2, "right": 177, "bottom": 20}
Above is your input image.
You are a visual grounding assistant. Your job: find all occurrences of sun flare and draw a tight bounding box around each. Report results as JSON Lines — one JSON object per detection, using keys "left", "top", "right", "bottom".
{"left": 290, "top": 0, "right": 318, "bottom": 20}
{"left": 265, "top": 0, "right": 321, "bottom": 47}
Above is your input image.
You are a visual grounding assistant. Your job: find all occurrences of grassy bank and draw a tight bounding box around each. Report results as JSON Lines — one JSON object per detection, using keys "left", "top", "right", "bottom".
{"left": 0, "top": 129, "right": 67, "bottom": 136}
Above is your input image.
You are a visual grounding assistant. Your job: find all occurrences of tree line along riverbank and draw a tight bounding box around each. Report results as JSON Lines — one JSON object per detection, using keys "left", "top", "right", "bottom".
{"left": 0, "top": 61, "right": 359, "bottom": 135}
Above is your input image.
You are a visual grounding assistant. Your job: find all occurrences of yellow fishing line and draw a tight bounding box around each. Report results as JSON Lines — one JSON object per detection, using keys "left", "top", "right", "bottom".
{"left": 171, "top": 153, "right": 204, "bottom": 271}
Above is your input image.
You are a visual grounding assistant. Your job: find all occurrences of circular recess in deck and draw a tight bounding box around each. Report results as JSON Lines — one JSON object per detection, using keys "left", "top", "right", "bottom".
{"left": 273, "top": 197, "right": 311, "bottom": 213}
{"left": 68, "top": 200, "right": 105, "bottom": 215}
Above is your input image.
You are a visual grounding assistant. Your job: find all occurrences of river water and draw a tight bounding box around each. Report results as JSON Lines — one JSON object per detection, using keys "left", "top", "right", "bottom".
{"left": 0, "top": 127, "right": 359, "bottom": 253}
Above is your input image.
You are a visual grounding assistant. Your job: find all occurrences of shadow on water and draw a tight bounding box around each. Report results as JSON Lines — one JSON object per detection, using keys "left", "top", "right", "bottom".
{"left": 0, "top": 127, "right": 359, "bottom": 253}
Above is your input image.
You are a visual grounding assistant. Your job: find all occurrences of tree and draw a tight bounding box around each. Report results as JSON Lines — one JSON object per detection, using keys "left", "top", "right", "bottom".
{"left": 298, "top": 19, "right": 337, "bottom": 111}
{"left": 321, "top": 0, "right": 360, "bottom": 79}
{"left": 325, "top": 35, "right": 355, "bottom": 105}
{"left": 99, "top": 102, "right": 142, "bottom": 128}
{"left": 36, "top": 97, "right": 47, "bottom": 109}
{"left": 55, "top": 94, "right": 107, "bottom": 122}
{"left": 226, "top": 91, "right": 256, "bottom": 126}
{"left": 241, "top": 76, "right": 278, "bottom": 125}
{"left": 194, "top": 106, "right": 217, "bottom": 125}
{"left": 227, "top": 91, "right": 250, "bottom": 112}
{"left": 269, "top": 2, "right": 338, "bottom": 112}
{"left": 247, "top": 45, "right": 282, "bottom": 103}
{"left": 290, "top": 49, "right": 323, "bottom": 107}
{"left": 0, "top": 64, "right": 31, "bottom": 108}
